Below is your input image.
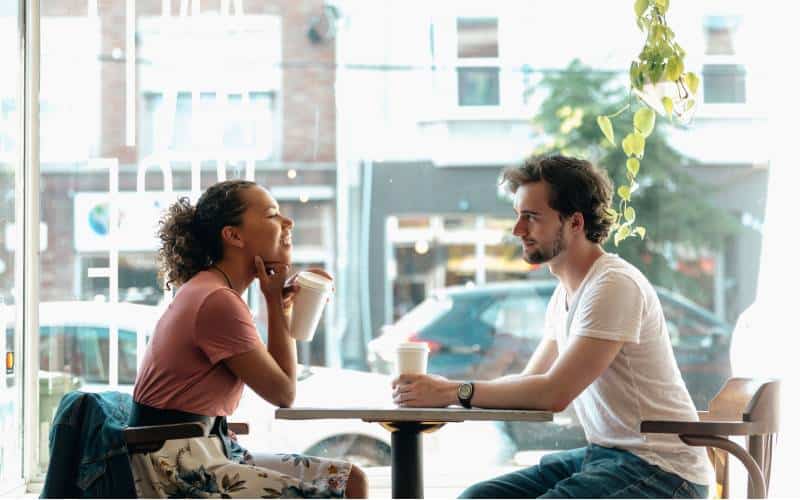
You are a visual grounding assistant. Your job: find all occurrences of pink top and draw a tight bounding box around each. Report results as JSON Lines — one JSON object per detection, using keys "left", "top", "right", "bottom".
{"left": 133, "top": 270, "right": 263, "bottom": 416}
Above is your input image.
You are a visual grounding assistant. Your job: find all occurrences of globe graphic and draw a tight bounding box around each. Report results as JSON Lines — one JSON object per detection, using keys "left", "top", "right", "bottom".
{"left": 88, "top": 203, "right": 110, "bottom": 236}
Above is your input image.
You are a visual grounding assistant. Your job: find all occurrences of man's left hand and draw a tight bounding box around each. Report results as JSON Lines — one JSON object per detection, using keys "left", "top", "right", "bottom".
{"left": 391, "top": 374, "right": 458, "bottom": 407}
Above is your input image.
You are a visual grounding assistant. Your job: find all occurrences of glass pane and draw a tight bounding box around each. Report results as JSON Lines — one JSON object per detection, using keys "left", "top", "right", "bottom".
{"left": 703, "top": 16, "right": 740, "bottom": 55}
{"left": 703, "top": 64, "right": 747, "bottom": 103}
{"left": 458, "top": 67, "right": 500, "bottom": 106}
{"left": 457, "top": 18, "right": 498, "bottom": 58}
{"left": 29, "top": 1, "right": 780, "bottom": 495}
{"left": 0, "top": 1, "right": 23, "bottom": 490}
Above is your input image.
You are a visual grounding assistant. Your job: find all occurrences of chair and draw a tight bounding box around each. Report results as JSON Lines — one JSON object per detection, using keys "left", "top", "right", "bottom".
{"left": 124, "top": 421, "right": 250, "bottom": 453}
{"left": 641, "top": 378, "right": 779, "bottom": 499}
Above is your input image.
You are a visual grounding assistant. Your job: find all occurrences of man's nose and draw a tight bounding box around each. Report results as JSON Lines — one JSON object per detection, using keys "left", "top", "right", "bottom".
{"left": 512, "top": 218, "right": 525, "bottom": 237}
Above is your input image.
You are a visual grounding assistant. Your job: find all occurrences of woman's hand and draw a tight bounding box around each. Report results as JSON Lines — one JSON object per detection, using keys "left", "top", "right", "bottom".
{"left": 254, "top": 256, "right": 290, "bottom": 303}
{"left": 281, "top": 268, "right": 334, "bottom": 312}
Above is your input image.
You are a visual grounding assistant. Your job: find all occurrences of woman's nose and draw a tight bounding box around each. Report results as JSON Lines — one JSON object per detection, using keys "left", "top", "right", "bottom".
{"left": 282, "top": 216, "right": 294, "bottom": 229}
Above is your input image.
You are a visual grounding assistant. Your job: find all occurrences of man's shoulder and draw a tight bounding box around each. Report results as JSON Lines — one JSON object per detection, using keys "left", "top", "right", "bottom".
{"left": 589, "top": 255, "right": 653, "bottom": 295}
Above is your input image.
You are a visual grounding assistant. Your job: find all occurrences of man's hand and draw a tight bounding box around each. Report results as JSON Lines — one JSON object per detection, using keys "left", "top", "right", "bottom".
{"left": 391, "top": 374, "right": 459, "bottom": 407}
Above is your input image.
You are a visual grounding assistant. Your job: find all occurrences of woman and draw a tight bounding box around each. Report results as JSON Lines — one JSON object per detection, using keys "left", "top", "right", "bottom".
{"left": 129, "top": 180, "right": 368, "bottom": 498}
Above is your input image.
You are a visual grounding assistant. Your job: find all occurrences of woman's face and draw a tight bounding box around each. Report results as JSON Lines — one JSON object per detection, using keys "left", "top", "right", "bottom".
{"left": 237, "top": 186, "right": 294, "bottom": 264}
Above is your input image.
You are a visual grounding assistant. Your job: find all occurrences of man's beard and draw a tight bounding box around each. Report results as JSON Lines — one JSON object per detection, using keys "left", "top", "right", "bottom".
{"left": 522, "top": 223, "right": 566, "bottom": 264}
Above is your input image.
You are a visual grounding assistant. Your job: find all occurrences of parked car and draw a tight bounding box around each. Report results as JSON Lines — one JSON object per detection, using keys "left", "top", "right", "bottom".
{"left": 367, "top": 280, "right": 733, "bottom": 451}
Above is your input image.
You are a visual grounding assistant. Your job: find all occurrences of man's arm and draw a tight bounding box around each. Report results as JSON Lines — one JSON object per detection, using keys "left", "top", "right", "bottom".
{"left": 522, "top": 337, "right": 559, "bottom": 376}
{"left": 393, "top": 335, "right": 623, "bottom": 411}
{"left": 471, "top": 336, "right": 623, "bottom": 411}
{"left": 492, "top": 337, "right": 559, "bottom": 383}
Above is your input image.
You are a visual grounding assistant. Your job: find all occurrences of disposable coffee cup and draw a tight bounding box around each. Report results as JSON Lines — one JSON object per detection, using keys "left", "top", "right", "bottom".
{"left": 395, "top": 342, "right": 429, "bottom": 375}
{"left": 289, "top": 271, "right": 333, "bottom": 341}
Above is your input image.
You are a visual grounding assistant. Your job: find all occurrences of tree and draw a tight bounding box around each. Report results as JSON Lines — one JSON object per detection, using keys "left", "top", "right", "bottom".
{"left": 530, "top": 59, "right": 740, "bottom": 308}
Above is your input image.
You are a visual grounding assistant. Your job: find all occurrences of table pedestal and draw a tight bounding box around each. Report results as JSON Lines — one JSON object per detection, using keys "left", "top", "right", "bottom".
{"left": 381, "top": 422, "right": 444, "bottom": 498}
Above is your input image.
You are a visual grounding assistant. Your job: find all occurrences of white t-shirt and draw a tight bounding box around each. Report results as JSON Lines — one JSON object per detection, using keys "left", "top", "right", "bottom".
{"left": 544, "top": 253, "right": 712, "bottom": 485}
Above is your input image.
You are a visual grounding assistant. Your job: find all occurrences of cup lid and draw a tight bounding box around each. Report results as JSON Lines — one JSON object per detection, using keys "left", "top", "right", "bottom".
{"left": 296, "top": 271, "right": 333, "bottom": 291}
{"left": 396, "top": 341, "right": 429, "bottom": 352}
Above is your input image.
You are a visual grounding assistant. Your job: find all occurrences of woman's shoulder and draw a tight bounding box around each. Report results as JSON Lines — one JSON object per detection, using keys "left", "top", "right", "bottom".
{"left": 174, "top": 271, "right": 243, "bottom": 311}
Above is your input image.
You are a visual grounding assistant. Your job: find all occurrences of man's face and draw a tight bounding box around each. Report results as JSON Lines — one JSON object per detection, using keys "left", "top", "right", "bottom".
{"left": 512, "top": 182, "right": 567, "bottom": 264}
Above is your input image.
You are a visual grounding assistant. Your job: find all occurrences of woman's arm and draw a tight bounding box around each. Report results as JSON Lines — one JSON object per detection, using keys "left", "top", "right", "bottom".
{"left": 224, "top": 257, "right": 297, "bottom": 407}
{"left": 225, "top": 344, "right": 295, "bottom": 408}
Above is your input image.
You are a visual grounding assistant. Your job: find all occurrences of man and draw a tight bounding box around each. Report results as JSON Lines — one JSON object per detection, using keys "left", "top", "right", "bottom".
{"left": 392, "top": 155, "right": 711, "bottom": 498}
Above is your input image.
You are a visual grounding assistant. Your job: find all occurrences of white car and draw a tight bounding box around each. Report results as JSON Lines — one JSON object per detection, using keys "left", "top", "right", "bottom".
{"left": 7, "top": 301, "right": 513, "bottom": 468}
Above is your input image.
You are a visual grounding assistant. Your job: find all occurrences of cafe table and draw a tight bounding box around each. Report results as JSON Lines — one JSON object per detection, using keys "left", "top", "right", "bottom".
{"left": 275, "top": 406, "right": 553, "bottom": 498}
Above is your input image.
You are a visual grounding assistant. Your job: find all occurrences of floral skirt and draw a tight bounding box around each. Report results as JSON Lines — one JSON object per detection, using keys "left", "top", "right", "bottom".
{"left": 129, "top": 436, "right": 352, "bottom": 498}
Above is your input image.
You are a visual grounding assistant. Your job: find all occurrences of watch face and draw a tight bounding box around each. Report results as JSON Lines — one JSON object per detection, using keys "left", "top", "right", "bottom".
{"left": 458, "top": 383, "right": 472, "bottom": 399}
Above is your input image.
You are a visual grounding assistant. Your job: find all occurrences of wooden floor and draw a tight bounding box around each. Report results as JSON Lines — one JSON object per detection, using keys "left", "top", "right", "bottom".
{"left": 365, "top": 464, "right": 520, "bottom": 498}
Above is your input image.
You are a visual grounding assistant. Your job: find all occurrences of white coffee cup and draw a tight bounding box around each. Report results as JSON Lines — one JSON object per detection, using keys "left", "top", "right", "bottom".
{"left": 289, "top": 271, "right": 333, "bottom": 341}
{"left": 395, "top": 342, "right": 430, "bottom": 375}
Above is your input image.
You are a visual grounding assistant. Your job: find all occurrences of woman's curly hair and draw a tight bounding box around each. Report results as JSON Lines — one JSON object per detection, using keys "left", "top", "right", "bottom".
{"left": 157, "top": 180, "right": 257, "bottom": 290}
{"left": 501, "top": 155, "right": 615, "bottom": 244}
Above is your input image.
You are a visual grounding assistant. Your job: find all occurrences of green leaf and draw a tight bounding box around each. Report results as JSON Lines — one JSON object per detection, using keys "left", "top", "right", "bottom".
{"left": 634, "top": 0, "right": 649, "bottom": 18}
{"left": 626, "top": 158, "right": 640, "bottom": 177}
{"left": 654, "top": 0, "right": 668, "bottom": 14}
{"left": 617, "top": 185, "right": 631, "bottom": 202}
{"left": 662, "top": 96, "right": 673, "bottom": 117}
{"left": 633, "top": 108, "right": 655, "bottom": 137}
{"left": 648, "top": 62, "right": 666, "bottom": 84}
{"left": 634, "top": 226, "right": 647, "bottom": 239}
{"left": 604, "top": 207, "right": 618, "bottom": 219}
{"left": 629, "top": 62, "right": 643, "bottom": 90}
{"left": 614, "top": 225, "right": 632, "bottom": 246}
{"left": 621, "top": 133, "right": 635, "bottom": 156}
{"left": 623, "top": 131, "right": 646, "bottom": 157}
{"left": 624, "top": 206, "right": 636, "bottom": 222}
{"left": 666, "top": 57, "right": 683, "bottom": 81}
{"left": 685, "top": 72, "right": 700, "bottom": 94}
{"left": 596, "top": 115, "right": 615, "bottom": 145}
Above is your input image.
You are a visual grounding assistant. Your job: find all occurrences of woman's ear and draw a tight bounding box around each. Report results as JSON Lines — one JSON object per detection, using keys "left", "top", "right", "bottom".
{"left": 220, "top": 226, "right": 245, "bottom": 248}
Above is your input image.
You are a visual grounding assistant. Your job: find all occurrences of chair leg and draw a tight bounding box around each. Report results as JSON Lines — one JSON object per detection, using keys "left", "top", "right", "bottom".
{"left": 681, "top": 435, "right": 766, "bottom": 499}
{"left": 747, "top": 435, "right": 765, "bottom": 498}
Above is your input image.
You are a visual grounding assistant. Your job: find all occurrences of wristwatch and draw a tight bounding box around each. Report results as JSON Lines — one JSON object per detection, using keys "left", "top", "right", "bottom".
{"left": 457, "top": 382, "right": 475, "bottom": 409}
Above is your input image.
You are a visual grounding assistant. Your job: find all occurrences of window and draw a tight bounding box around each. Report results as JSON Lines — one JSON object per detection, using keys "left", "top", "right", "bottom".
{"left": 702, "top": 16, "right": 746, "bottom": 104}
{"left": 456, "top": 17, "right": 500, "bottom": 106}
{"left": 140, "top": 90, "right": 276, "bottom": 158}
{"left": 480, "top": 294, "right": 549, "bottom": 340}
{"left": 20, "top": 1, "right": 777, "bottom": 494}
{"left": 39, "top": 326, "right": 138, "bottom": 385}
{"left": 702, "top": 64, "right": 746, "bottom": 103}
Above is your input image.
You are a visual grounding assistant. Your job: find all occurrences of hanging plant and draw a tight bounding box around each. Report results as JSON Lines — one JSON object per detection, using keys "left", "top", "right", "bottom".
{"left": 597, "top": 0, "right": 700, "bottom": 246}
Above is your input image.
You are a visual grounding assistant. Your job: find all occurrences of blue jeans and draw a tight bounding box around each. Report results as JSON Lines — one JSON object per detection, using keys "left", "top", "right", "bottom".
{"left": 459, "top": 445, "right": 709, "bottom": 498}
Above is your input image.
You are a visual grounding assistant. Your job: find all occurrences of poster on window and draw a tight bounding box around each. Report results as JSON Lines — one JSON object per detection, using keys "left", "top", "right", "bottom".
{"left": 73, "top": 191, "right": 197, "bottom": 252}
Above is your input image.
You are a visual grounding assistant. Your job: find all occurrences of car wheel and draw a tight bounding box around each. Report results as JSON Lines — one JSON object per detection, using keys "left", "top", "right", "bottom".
{"left": 305, "top": 435, "right": 391, "bottom": 468}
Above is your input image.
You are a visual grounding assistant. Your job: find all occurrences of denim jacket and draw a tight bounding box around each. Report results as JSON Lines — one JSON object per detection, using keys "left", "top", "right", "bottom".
{"left": 41, "top": 391, "right": 136, "bottom": 498}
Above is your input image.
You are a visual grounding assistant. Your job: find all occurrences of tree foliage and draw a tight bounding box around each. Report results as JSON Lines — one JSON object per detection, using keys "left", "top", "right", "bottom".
{"left": 531, "top": 60, "right": 740, "bottom": 307}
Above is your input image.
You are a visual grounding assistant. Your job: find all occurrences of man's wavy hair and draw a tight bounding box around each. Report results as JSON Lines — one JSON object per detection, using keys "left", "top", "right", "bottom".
{"left": 501, "top": 155, "right": 614, "bottom": 244}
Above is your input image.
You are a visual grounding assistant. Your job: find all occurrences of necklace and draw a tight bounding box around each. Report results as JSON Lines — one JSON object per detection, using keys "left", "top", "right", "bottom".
{"left": 212, "top": 264, "right": 234, "bottom": 290}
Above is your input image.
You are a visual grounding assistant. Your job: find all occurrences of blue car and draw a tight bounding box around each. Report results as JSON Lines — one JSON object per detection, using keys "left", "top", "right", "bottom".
{"left": 368, "top": 280, "right": 732, "bottom": 451}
